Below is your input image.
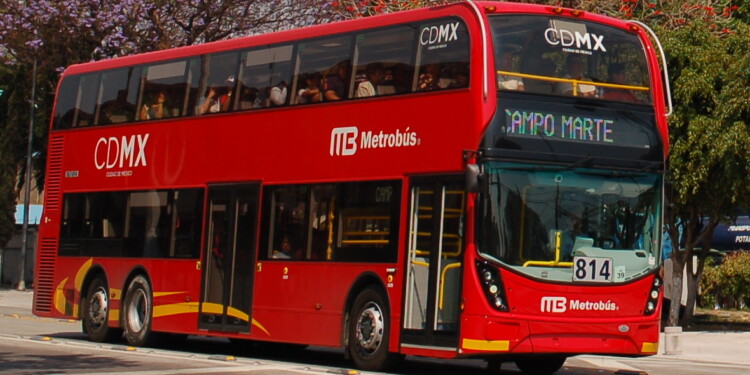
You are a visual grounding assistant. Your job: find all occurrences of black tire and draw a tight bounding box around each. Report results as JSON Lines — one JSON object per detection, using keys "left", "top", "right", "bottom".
{"left": 82, "top": 277, "right": 122, "bottom": 342}
{"left": 122, "top": 275, "right": 160, "bottom": 346}
{"left": 347, "top": 287, "right": 398, "bottom": 371}
{"left": 515, "top": 356, "right": 566, "bottom": 375}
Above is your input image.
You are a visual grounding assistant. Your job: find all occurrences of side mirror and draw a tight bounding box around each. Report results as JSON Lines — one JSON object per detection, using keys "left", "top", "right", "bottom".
{"left": 466, "top": 164, "right": 481, "bottom": 193}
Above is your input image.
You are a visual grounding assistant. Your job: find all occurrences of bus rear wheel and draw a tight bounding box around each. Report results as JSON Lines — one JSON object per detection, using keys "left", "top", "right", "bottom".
{"left": 347, "top": 287, "right": 398, "bottom": 371}
{"left": 82, "top": 277, "right": 121, "bottom": 342}
{"left": 123, "top": 275, "right": 160, "bottom": 346}
{"left": 515, "top": 356, "right": 566, "bottom": 375}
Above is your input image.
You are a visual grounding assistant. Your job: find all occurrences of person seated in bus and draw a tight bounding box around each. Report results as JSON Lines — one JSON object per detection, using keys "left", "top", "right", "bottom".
{"left": 496, "top": 51, "right": 524, "bottom": 91}
{"left": 139, "top": 90, "right": 173, "bottom": 120}
{"left": 198, "top": 76, "right": 234, "bottom": 114}
{"left": 269, "top": 80, "right": 288, "bottom": 106}
{"left": 356, "top": 63, "right": 385, "bottom": 98}
{"left": 556, "top": 54, "right": 596, "bottom": 97}
{"left": 198, "top": 86, "right": 230, "bottom": 114}
{"left": 602, "top": 63, "right": 638, "bottom": 103}
{"left": 238, "top": 87, "right": 260, "bottom": 109}
{"left": 389, "top": 63, "right": 413, "bottom": 94}
{"left": 449, "top": 66, "right": 469, "bottom": 89}
{"left": 561, "top": 213, "right": 583, "bottom": 261}
{"left": 323, "top": 61, "right": 350, "bottom": 101}
{"left": 417, "top": 63, "right": 442, "bottom": 91}
{"left": 273, "top": 235, "right": 300, "bottom": 259}
{"left": 99, "top": 89, "right": 135, "bottom": 124}
{"left": 296, "top": 73, "right": 322, "bottom": 104}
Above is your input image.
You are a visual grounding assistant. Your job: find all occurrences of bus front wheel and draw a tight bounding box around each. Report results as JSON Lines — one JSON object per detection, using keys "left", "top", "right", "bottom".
{"left": 82, "top": 277, "right": 121, "bottom": 342}
{"left": 515, "top": 356, "right": 566, "bottom": 375}
{"left": 347, "top": 287, "right": 397, "bottom": 371}
{"left": 123, "top": 275, "right": 159, "bottom": 346}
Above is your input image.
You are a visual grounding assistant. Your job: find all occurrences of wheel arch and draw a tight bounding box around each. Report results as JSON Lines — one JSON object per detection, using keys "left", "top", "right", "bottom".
{"left": 79, "top": 265, "right": 108, "bottom": 319}
{"left": 120, "top": 266, "right": 152, "bottom": 309}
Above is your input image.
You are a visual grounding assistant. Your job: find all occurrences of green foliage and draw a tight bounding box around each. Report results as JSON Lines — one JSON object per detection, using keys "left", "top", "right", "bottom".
{"left": 700, "top": 252, "right": 750, "bottom": 309}
{"left": 661, "top": 20, "right": 750, "bottom": 220}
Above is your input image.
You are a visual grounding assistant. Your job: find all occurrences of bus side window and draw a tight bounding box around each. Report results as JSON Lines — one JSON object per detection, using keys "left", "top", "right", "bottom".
{"left": 352, "top": 25, "right": 416, "bottom": 98}
{"left": 293, "top": 35, "right": 353, "bottom": 104}
{"left": 73, "top": 73, "right": 100, "bottom": 127}
{"left": 415, "top": 18, "right": 470, "bottom": 92}
{"left": 191, "top": 52, "right": 240, "bottom": 115}
{"left": 238, "top": 45, "right": 294, "bottom": 109}
{"left": 96, "top": 67, "right": 138, "bottom": 125}
{"left": 262, "top": 186, "right": 309, "bottom": 260}
{"left": 139, "top": 60, "right": 189, "bottom": 120}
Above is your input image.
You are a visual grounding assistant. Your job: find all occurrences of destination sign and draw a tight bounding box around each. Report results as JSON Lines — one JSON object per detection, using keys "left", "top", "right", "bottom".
{"left": 504, "top": 108, "right": 616, "bottom": 145}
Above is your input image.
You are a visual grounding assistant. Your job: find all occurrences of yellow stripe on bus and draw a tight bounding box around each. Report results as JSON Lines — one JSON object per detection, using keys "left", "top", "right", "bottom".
{"left": 462, "top": 338, "right": 510, "bottom": 351}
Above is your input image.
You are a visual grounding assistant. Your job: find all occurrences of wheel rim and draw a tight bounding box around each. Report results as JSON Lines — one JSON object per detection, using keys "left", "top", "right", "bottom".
{"left": 88, "top": 286, "right": 109, "bottom": 329}
{"left": 355, "top": 302, "right": 384, "bottom": 353}
{"left": 127, "top": 288, "right": 149, "bottom": 333}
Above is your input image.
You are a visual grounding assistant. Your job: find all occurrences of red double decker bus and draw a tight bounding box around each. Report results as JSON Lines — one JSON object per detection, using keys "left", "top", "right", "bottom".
{"left": 33, "top": 2, "right": 670, "bottom": 373}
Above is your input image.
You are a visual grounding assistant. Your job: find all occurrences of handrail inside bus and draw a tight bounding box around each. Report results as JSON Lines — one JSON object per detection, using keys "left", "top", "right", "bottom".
{"left": 629, "top": 20, "right": 673, "bottom": 117}
{"left": 498, "top": 70, "right": 650, "bottom": 95}
{"left": 466, "top": 0, "right": 489, "bottom": 100}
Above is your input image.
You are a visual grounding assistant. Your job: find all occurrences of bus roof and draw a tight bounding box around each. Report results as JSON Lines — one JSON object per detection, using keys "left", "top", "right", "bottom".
{"left": 61, "top": 1, "right": 637, "bottom": 77}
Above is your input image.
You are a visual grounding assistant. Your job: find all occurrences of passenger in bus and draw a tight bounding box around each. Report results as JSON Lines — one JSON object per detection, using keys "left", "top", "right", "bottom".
{"left": 496, "top": 51, "right": 524, "bottom": 91}
{"left": 100, "top": 90, "right": 135, "bottom": 124}
{"left": 269, "top": 80, "right": 288, "bottom": 106}
{"left": 602, "top": 63, "right": 638, "bottom": 103}
{"left": 323, "top": 61, "right": 350, "bottom": 101}
{"left": 356, "top": 63, "right": 385, "bottom": 98}
{"left": 198, "top": 86, "right": 230, "bottom": 114}
{"left": 273, "top": 235, "right": 300, "bottom": 259}
{"left": 449, "top": 66, "right": 469, "bottom": 89}
{"left": 198, "top": 76, "right": 234, "bottom": 114}
{"left": 556, "top": 54, "right": 596, "bottom": 97}
{"left": 140, "top": 91, "right": 173, "bottom": 120}
{"left": 417, "top": 64, "right": 442, "bottom": 91}
{"left": 296, "top": 73, "right": 322, "bottom": 104}
{"left": 239, "top": 87, "right": 260, "bottom": 109}
{"left": 561, "top": 213, "right": 583, "bottom": 261}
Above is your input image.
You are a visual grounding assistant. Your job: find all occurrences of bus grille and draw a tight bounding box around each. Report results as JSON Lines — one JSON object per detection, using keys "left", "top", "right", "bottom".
{"left": 44, "top": 136, "right": 64, "bottom": 211}
{"left": 33, "top": 238, "right": 58, "bottom": 313}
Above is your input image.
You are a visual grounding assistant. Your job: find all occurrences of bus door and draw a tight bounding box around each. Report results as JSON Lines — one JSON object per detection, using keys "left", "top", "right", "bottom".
{"left": 200, "top": 184, "right": 259, "bottom": 333}
{"left": 402, "top": 177, "right": 464, "bottom": 349}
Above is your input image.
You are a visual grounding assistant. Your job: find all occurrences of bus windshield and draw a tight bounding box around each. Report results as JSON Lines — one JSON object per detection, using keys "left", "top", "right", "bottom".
{"left": 477, "top": 162, "right": 662, "bottom": 283}
{"left": 490, "top": 15, "right": 652, "bottom": 104}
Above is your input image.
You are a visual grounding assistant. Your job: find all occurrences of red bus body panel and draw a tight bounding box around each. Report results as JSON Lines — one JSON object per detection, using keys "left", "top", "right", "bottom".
{"left": 33, "top": 1, "right": 667, "bottom": 362}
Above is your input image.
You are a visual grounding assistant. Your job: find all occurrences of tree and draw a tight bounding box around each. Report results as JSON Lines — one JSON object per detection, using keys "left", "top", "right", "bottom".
{"left": 0, "top": 0, "right": 335, "bottom": 250}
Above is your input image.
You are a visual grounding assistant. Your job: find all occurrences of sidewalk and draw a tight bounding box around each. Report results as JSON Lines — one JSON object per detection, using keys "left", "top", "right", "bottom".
{"left": 1, "top": 288, "right": 749, "bottom": 367}
{"left": 0, "top": 287, "right": 34, "bottom": 309}
{"left": 655, "top": 330, "right": 750, "bottom": 366}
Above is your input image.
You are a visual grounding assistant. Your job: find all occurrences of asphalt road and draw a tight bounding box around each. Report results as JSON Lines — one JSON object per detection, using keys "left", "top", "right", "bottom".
{"left": 1, "top": 291, "right": 749, "bottom": 375}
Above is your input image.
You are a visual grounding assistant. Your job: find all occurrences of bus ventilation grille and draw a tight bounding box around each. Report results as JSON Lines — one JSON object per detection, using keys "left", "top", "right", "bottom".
{"left": 43, "top": 136, "right": 64, "bottom": 211}
{"left": 33, "top": 238, "right": 58, "bottom": 313}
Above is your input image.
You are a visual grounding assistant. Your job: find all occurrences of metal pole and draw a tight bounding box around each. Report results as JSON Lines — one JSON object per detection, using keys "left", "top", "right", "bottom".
{"left": 18, "top": 54, "right": 37, "bottom": 291}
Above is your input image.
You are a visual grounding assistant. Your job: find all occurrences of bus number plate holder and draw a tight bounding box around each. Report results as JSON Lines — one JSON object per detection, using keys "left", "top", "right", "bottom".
{"left": 573, "top": 256, "right": 614, "bottom": 283}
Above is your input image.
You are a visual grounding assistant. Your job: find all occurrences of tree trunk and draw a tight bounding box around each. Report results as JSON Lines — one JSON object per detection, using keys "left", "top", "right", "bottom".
{"left": 667, "top": 256, "right": 684, "bottom": 327}
{"left": 681, "top": 260, "right": 698, "bottom": 327}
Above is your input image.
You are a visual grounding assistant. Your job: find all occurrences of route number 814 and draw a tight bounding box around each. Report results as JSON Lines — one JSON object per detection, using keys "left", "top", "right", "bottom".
{"left": 573, "top": 256, "right": 614, "bottom": 283}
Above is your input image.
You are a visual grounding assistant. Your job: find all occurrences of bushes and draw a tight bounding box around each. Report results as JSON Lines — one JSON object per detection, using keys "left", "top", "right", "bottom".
{"left": 699, "top": 251, "right": 750, "bottom": 309}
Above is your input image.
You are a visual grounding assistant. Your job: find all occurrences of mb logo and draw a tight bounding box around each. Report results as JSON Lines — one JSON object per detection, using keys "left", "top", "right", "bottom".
{"left": 540, "top": 296, "right": 567, "bottom": 313}
{"left": 330, "top": 127, "right": 358, "bottom": 156}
